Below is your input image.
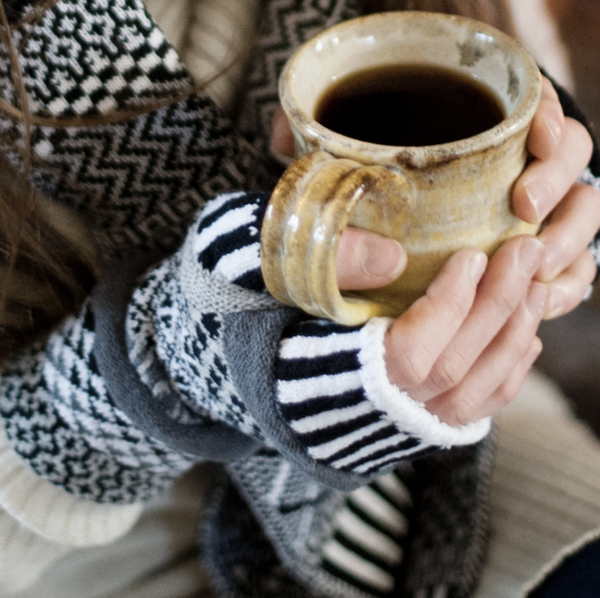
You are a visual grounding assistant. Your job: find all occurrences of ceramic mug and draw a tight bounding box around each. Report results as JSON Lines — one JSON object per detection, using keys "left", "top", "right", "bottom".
{"left": 260, "top": 11, "right": 542, "bottom": 326}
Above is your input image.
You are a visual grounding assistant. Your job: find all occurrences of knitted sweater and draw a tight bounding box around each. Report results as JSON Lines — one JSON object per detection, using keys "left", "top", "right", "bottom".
{"left": 0, "top": 1, "right": 599, "bottom": 597}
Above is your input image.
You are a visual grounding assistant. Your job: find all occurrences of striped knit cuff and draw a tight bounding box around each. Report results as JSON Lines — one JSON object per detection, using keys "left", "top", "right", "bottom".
{"left": 275, "top": 318, "right": 491, "bottom": 477}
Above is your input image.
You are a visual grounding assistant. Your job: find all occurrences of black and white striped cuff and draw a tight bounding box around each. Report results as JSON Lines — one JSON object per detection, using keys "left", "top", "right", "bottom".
{"left": 194, "top": 191, "right": 269, "bottom": 292}
{"left": 276, "top": 318, "right": 491, "bottom": 476}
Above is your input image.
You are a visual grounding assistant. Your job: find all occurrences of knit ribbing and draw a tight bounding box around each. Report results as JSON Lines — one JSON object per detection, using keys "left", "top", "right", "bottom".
{"left": 475, "top": 372, "right": 600, "bottom": 598}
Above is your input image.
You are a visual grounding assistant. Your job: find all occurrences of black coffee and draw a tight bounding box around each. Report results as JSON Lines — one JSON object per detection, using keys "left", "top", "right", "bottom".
{"left": 315, "top": 64, "right": 505, "bottom": 147}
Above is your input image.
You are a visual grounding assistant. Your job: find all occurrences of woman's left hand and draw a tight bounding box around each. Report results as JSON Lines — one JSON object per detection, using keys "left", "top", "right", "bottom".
{"left": 271, "top": 76, "right": 600, "bottom": 319}
{"left": 510, "top": 76, "right": 600, "bottom": 319}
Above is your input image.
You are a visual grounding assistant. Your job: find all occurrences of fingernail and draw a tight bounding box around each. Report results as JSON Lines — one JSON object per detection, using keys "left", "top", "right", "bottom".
{"left": 526, "top": 283, "right": 549, "bottom": 317}
{"left": 360, "top": 236, "right": 406, "bottom": 279}
{"left": 469, "top": 251, "right": 487, "bottom": 283}
{"left": 523, "top": 178, "right": 553, "bottom": 222}
{"left": 519, "top": 237, "right": 545, "bottom": 277}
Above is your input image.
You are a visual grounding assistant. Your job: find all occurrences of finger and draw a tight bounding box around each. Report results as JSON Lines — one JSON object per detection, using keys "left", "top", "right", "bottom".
{"left": 408, "top": 236, "right": 544, "bottom": 402}
{"left": 527, "top": 77, "right": 565, "bottom": 161}
{"left": 514, "top": 117, "right": 593, "bottom": 224}
{"left": 336, "top": 228, "right": 407, "bottom": 290}
{"left": 271, "top": 106, "right": 296, "bottom": 158}
{"left": 385, "top": 249, "right": 487, "bottom": 390}
{"left": 536, "top": 182, "right": 600, "bottom": 281}
{"left": 543, "top": 249, "right": 597, "bottom": 319}
{"left": 424, "top": 284, "right": 547, "bottom": 426}
{"left": 429, "top": 336, "right": 543, "bottom": 426}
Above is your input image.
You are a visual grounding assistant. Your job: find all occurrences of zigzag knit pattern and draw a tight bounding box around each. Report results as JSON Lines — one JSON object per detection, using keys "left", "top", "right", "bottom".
{"left": 237, "top": 0, "right": 361, "bottom": 153}
{"left": 0, "top": 0, "right": 272, "bottom": 260}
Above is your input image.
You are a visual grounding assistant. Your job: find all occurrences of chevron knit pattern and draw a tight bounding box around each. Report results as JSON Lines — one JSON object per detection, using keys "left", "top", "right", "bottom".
{"left": 0, "top": 1, "right": 599, "bottom": 598}
{"left": 237, "top": 0, "right": 361, "bottom": 154}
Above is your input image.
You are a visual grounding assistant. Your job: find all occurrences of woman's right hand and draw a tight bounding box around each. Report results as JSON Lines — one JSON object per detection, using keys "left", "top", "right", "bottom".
{"left": 383, "top": 238, "right": 548, "bottom": 427}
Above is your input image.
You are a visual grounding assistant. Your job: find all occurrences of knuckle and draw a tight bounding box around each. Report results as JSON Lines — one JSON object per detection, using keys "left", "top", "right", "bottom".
{"left": 398, "top": 344, "right": 433, "bottom": 387}
{"left": 489, "top": 289, "right": 518, "bottom": 318}
{"left": 431, "top": 284, "right": 471, "bottom": 322}
{"left": 429, "top": 349, "right": 469, "bottom": 393}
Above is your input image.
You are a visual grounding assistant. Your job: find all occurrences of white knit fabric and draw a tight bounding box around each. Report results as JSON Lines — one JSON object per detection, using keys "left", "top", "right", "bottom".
{"left": 0, "top": 1, "right": 595, "bottom": 597}
{"left": 7, "top": 464, "right": 217, "bottom": 598}
{"left": 0, "top": 420, "right": 143, "bottom": 594}
{"left": 475, "top": 369, "right": 600, "bottom": 598}
{"left": 0, "top": 422, "right": 142, "bottom": 547}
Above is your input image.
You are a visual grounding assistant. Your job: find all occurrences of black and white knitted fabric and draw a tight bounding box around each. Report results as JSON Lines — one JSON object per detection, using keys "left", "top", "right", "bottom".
{"left": 0, "top": 1, "right": 599, "bottom": 598}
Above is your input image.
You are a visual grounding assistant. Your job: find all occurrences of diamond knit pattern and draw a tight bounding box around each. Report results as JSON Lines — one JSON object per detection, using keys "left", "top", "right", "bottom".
{"left": 0, "top": 303, "right": 195, "bottom": 504}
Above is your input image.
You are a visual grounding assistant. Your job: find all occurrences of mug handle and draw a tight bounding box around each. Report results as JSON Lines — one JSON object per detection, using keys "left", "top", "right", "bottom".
{"left": 261, "top": 151, "right": 411, "bottom": 326}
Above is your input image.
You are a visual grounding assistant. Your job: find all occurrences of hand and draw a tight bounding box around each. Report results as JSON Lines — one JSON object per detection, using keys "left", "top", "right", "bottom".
{"left": 382, "top": 79, "right": 599, "bottom": 425}
{"left": 270, "top": 76, "right": 600, "bottom": 426}
{"left": 272, "top": 107, "right": 408, "bottom": 292}
{"left": 384, "top": 238, "right": 547, "bottom": 426}
{"left": 272, "top": 78, "right": 600, "bottom": 309}
{"left": 512, "top": 77, "right": 600, "bottom": 319}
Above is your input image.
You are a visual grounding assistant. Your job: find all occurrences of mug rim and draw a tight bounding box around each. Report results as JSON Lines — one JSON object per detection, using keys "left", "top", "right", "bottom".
{"left": 279, "top": 11, "right": 542, "bottom": 166}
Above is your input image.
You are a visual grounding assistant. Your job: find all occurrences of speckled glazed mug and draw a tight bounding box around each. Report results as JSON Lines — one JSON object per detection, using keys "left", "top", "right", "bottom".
{"left": 260, "top": 11, "right": 542, "bottom": 326}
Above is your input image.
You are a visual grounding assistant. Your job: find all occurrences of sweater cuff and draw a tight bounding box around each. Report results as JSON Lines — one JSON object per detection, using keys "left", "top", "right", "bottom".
{"left": 274, "top": 317, "right": 490, "bottom": 477}
{"left": 359, "top": 317, "right": 492, "bottom": 448}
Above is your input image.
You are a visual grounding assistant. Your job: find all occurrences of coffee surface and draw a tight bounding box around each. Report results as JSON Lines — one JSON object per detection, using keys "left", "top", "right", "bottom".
{"left": 315, "top": 64, "right": 505, "bottom": 146}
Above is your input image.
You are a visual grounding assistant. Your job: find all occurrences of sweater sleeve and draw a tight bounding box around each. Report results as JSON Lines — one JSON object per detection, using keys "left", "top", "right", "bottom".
{"left": 545, "top": 70, "right": 600, "bottom": 285}
{"left": 171, "top": 190, "right": 491, "bottom": 489}
{"left": 0, "top": 187, "right": 486, "bottom": 510}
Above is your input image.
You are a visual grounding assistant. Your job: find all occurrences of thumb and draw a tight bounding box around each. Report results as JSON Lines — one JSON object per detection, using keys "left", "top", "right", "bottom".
{"left": 336, "top": 228, "right": 407, "bottom": 291}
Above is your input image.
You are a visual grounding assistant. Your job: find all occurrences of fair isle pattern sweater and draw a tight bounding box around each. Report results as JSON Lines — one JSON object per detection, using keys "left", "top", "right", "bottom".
{"left": 0, "top": 0, "right": 599, "bottom": 597}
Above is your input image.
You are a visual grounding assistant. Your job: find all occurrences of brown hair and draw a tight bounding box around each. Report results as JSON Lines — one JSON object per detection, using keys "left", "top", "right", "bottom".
{"left": 0, "top": 0, "right": 179, "bottom": 357}
{"left": 0, "top": 1, "right": 96, "bottom": 356}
